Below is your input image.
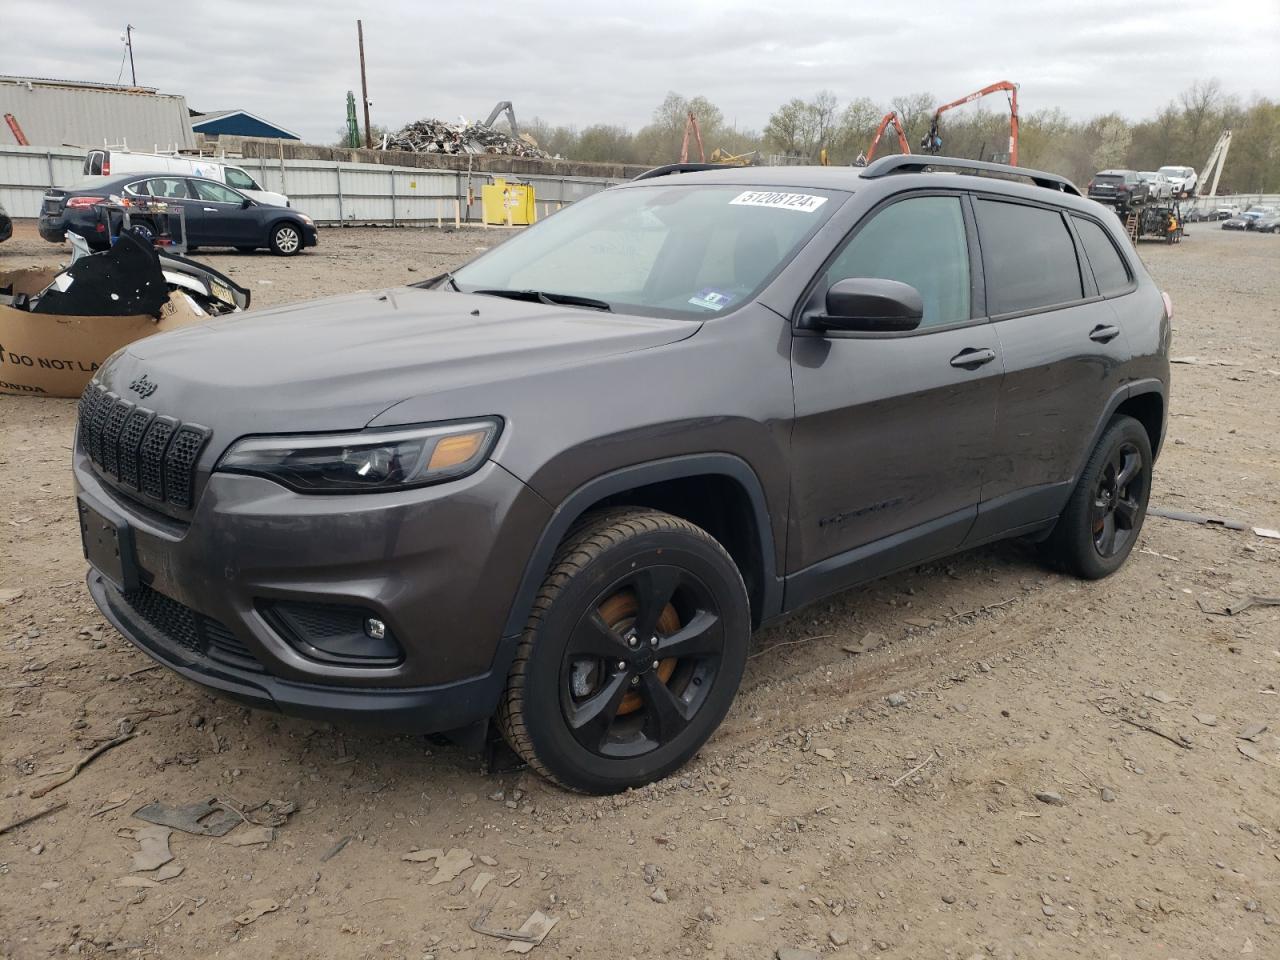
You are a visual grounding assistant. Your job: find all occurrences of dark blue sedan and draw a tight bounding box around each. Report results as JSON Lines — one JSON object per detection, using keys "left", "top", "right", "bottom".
{"left": 38, "top": 173, "right": 318, "bottom": 255}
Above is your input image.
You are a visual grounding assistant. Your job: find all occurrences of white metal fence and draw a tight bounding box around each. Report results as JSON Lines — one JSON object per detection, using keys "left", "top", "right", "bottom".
{"left": 0, "top": 145, "right": 623, "bottom": 223}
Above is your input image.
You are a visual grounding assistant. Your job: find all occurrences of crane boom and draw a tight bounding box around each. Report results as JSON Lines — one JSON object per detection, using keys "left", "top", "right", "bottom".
{"left": 679, "top": 111, "right": 706, "bottom": 163}
{"left": 1197, "top": 130, "right": 1232, "bottom": 197}
{"left": 922, "top": 81, "right": 1019, "bottom": 166}
{"left": 864, "top": 112, "right": 910, "bottom": 163}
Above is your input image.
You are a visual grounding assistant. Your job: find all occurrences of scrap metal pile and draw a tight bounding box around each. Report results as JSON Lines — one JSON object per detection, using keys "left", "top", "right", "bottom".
{"left": 381, "top": 118, "right": 549, "bottom": 158}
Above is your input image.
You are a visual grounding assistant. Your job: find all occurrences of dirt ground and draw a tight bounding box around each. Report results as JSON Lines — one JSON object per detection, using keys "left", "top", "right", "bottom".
{"left": 2, "top": 219, "right": 1278, "bottom": 960}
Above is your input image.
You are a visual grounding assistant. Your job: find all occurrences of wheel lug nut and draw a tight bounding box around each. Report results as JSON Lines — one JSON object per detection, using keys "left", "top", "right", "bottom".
{"left": 649, "top": 636, "right": 658, "bottom": 646}
{"left": 652, "top": 660, "right": 660, "bottom": 669}
{"left": 616, "top": 660, "right": 627, "bottom": 671}
{"left": 627, "top": 636, "right": 638, "bottom": 647}
{"left": 630, "top": 677, "right": 640, "bottom": 686}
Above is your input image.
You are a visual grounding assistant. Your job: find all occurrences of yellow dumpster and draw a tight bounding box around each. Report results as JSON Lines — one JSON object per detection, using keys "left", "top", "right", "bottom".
{"left": 481, "top": 178, "right": 536, "bottom": 226}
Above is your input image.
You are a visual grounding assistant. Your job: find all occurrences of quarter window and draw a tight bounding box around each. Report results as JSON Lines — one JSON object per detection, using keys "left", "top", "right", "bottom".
{"left": 975, "top": 199, "right": 1083, "bottom": 315}
{"left": 191, "top": 180, "right": 243, "bottom": 204}
{"left": 823, "top": 196, "right": 971, "bottom": 329}
{"left": 1072, "top": 216, "right": 1131, "bottom": 296}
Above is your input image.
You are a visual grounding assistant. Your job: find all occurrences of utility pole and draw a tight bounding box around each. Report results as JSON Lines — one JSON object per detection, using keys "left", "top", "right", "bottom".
{"left": 124, "top": 24, "right": 137, "bottom": 86}
{"left": 357, "top": 20, "right": 372, "bottom": 149}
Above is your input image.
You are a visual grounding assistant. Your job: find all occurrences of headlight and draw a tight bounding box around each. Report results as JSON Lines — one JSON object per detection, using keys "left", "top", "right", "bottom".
{"left": 216, "top": 419, "right": 500, "bottom": 492}
{"left": 299, "top": 214, "right": 313, "bottom": 225}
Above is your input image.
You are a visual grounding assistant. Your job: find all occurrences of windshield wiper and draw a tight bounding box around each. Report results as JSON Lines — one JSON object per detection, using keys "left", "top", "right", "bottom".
{"left": 473, "top": 288, "right": 613, "bottom": 312}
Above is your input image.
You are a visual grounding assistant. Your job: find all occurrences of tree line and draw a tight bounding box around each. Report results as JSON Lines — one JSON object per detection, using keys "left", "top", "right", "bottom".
{"left": 522, "top": 81, "right": 1278, "bottom": 193}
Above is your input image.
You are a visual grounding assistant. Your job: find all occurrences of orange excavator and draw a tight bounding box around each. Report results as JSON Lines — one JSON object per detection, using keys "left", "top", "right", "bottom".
{"left": 862, "top": 111, "right": 910, "bottom": 164}
{"left": 922, "top": 80, "right": 1019, "bottom": 166}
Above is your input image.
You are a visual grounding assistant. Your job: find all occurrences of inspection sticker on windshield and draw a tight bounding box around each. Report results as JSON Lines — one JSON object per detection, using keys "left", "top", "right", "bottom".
{"left": 730, "top": 191, "right": 827, "bottom": 213}
{"left": 688, "top": 288, "right": 735, "bottom": 311}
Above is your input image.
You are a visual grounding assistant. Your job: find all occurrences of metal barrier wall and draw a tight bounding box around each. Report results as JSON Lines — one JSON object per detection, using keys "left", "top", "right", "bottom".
{"left": 0, "top": 145, "right": 621, "bottom": 223}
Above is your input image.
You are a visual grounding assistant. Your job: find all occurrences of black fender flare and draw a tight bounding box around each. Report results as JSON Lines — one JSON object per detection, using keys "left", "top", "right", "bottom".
{"left": 498, "top": 453, "right": 781, "bottom": 643}
{"left": 1075, "top": 378, "right": 1167, "bottom": 483}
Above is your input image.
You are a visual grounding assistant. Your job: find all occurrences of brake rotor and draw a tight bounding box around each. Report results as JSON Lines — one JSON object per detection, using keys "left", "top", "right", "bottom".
{"left": 597, "top": 590, "right": 680, "bottom": 716}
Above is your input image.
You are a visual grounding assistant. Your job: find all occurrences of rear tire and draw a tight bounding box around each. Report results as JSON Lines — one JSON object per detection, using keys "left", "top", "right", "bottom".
{"left": 268, "top": 222, "right": 302, "bottom": 256}
{"left": 497, "top": 508, "right": 750, "bottom": 793}
{"left": 1041, "top": 415, "right": 1152, "bottom": 580}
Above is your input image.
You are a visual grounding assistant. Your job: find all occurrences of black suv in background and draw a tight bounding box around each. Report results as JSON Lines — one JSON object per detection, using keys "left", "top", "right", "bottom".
{"left": 1088, "top": 169, "right": 1150, "bottom": 205}
{"left": 75, "top": 156, "right": 1171, "bottom": 793}
{"left": 38, "top": 173, "right": 317, "bottom": 255}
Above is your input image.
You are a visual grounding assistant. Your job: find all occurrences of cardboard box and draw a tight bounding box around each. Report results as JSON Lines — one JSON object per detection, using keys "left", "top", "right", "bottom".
{"left": 1, "top": 268, "right": 204, "bottom": 399}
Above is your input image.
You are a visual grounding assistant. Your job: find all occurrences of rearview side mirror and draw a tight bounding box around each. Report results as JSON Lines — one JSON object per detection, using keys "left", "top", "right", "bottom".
{"left": 240, "top": 198, "right": 253, "bottom": 209}
{"left": 814, "top": 278, "right": 924, "bottom": 332}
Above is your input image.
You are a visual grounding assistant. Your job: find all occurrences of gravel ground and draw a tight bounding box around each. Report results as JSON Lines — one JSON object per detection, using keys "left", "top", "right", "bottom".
{"left": 2, "top": 220, "right": 1279, "bottom": 960}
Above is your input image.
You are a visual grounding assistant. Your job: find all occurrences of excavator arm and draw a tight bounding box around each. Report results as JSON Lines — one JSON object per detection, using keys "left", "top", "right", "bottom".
{"left": 865, "top": 112, "right": 910, "bottom": 163}
{"left": 923, "top": 81, "right": 1019, "bottom": 166}
{"left": 482, "top": 101, "right": 519, "bottom": 139}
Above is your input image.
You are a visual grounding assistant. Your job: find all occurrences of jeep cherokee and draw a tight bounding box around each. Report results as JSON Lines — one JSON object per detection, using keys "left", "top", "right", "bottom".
{"left": 74, "top": 155, "right": 1171, "bottom": 793}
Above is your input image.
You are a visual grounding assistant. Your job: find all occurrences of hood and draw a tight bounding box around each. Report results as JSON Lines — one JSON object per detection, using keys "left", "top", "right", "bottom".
{"left": 96, "top": 287, "right": 699, "bottom": 438}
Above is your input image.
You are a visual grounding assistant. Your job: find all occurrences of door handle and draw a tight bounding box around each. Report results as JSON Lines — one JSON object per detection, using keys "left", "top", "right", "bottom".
{"left": 1089, "top": 324, "right": 1121, "bottom": 343}
{"left": 949, "top": 347, "right": 997, "bottom": 370}
{"left": 203, "top": 207, "right": 218, "bottom": 212}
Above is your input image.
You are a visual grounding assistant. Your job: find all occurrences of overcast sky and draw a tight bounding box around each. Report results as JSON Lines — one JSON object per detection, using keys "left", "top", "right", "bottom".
{"left": 9, "top": 1, "right": 1279, "bottom": 143}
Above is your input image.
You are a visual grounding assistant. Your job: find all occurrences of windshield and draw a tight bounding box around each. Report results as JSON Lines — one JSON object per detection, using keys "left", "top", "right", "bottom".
{"left": 451, "top": 183, "right": 841, "bottom": 319}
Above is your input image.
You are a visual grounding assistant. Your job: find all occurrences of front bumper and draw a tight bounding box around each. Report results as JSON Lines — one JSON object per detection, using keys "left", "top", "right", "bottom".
{"left": 89, "top": 570, "right": 505, "bottom": 731}
{"left": 75, "top": 451, "right": 551, "bottom": 731}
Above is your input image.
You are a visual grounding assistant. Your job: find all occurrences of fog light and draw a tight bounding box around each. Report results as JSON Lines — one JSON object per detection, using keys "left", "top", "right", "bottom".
{"left": 365, "top": 618, "right": 386, "bottom": 640}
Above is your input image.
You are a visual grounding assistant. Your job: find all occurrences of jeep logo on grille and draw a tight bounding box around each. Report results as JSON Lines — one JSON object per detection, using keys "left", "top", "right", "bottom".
{"left": 129, "top": 374, "right": 158, "bottom": 399}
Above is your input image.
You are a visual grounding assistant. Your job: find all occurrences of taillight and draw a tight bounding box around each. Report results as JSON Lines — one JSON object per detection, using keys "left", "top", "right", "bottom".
{"left": 102, "top": 160, "right": 110, "bottom": 174}
{"left": 66, "top": 196, "right": 105, "bottom": 208}
{"left": 1161, "top": 292, "right": 1173, "bottom": 321}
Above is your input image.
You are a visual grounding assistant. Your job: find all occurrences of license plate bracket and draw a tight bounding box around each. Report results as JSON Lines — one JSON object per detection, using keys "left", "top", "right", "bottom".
{"left": 78, "top": 495, "right": 139, "bottom": 592}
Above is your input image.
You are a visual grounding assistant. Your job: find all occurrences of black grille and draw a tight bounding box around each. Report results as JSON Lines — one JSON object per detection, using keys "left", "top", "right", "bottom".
{"left": 78, "top": 384, "right": 210, "bottom": 510}
{"left": 119, "top": 584, "right": 263, "bottom": 672}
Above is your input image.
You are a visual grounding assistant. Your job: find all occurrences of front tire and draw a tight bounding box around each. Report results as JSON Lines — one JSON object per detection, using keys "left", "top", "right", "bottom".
{"left": 497, "top": 508, "right": 750, "bottom": 793}
{"left": 268, "top": 222, "right": 303, "bottom": 256}
{"left": 1041, "top": 415, "right": 1152, "bottom": 580}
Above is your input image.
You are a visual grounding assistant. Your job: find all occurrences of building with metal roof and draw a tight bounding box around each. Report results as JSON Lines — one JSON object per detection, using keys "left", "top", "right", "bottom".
{"left": 190, "top": 109, "right": 299, "bottom": 141}
{"left": 0, "top": 75, "right": 194, "bottom": 150}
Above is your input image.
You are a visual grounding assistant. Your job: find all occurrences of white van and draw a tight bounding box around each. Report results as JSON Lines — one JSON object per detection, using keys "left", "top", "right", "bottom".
{"left": 82, "top": 149, "right": 290, "bottom": 208}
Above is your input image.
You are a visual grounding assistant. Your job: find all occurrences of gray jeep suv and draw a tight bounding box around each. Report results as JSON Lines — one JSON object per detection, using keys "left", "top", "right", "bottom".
{"left": 74, "top": 156, "right": 1171, "bottom": 793}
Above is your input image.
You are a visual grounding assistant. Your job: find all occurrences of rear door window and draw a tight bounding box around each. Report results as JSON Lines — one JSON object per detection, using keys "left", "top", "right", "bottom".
{"left": 1072, "top": 216, "right": 1132, "bottom": 296}
{"left": 143, "top": 177, "right": 191, "bottom": 199}
{"left": 823, "top": 195, "right": 971, "bottom": 329}
{"left": 85, "top": 151, "right": 104, "bottom": 175}
{"left": 974, "top": 199, "right": 1083, "bottom": 315}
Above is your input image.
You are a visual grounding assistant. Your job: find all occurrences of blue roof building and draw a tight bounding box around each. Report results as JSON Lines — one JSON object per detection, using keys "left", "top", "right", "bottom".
{"left": 190, "top": 109, "right": 299, "bottom": 140}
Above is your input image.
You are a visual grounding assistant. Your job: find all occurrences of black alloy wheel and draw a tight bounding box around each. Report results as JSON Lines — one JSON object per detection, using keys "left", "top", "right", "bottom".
{"left": 1042, "top": 414, "right": 1153, "bottom": 579}
{"left": 1091, "top": 440, "right": 1146, "bottom": 559}
{"left": 498, "top": 508, "right": 750, "bottom": 793}
{"left": 560, "top": 565, "right": 723, "bottom": 760}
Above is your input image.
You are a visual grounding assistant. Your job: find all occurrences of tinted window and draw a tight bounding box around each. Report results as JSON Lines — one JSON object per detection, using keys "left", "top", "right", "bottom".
{"left": 975, "top": 199, "right": 1083, "bottom": 315}
{"left": 191, "top": 180, "right": 243, "bottom": 204}
{"left": 225, "top": 167, "right": 258, "bottom": 191}
{"left": 144, "top": 177, "right": 191, "bottom": 199}
{"left": 824, "top": 196, "right": 971, "bottom": 329}
{"left": 1073, "top": 216, "right": 1131, "bottom": 296}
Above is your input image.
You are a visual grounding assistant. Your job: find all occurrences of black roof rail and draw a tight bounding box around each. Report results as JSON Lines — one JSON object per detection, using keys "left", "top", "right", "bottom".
{"left": 632, "top": 162, "right": 725, "bottom": 181}
{"left": 860, "top": 155, "right": 1082, "bottom": 196}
